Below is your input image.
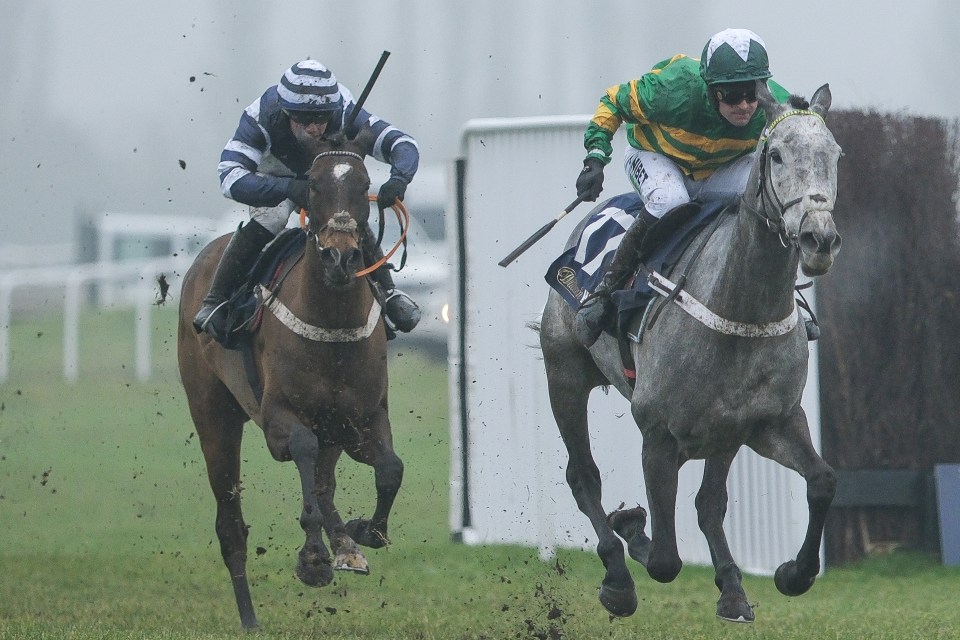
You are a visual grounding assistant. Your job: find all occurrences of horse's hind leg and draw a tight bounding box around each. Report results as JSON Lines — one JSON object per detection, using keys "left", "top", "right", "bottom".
{"left": 343, "top": 409, "right": 404, "bottom": 549}
{"left": 696, "top": 453, "right": 755, "bottom": 623}
{"left": 314, "top": 447, "right": 370, "bottom": 574}
{"left": 541, "top": 330, "right": 636, "bottom": 615}
{"left": 192, "top": 395, "right": 258, "bottom": 630}
{"left": 748, "top": 409, "right": 836, "bottom": 597}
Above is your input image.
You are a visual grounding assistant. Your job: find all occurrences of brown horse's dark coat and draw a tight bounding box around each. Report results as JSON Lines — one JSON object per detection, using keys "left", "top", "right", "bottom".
{"left": 177, "top": 131, "right": 402, "bottom": 630}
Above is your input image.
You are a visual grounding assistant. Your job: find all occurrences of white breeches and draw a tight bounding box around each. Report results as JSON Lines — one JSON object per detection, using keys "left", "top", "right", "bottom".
{"left": 249, "top": 155, "right": 296, "bottom": 235}
{"left": 623, "top": 147, "right": 756, "bottom": 219}
{"left": 250, "top": 201, "right": 296, "bottom": 235}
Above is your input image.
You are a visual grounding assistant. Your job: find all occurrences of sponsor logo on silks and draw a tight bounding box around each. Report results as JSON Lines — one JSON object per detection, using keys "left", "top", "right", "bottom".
{"left": 557, "top": 266, "right": 583, "bottom": 299}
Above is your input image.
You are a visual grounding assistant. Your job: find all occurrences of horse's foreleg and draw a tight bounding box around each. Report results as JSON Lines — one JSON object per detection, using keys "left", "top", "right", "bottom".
{"left": 286, "top": 421, "right": 335, "bottom": 588}
{"left": 314, "top": 447, "right": 370, "bottom": 574}
{"left": 641, "top": 433, "right": 683, "bottom": 583}
{"left": 344, "top": 410, "right": 404, "bottom": 549}
{"left": 196, "top": 408, "right": 258, "bottom": 630}
{"left": 697, "top": 454, "right": 754, "bottom": 623}
{"left": 748, "top": 410, "right": 836, "bottom": 597}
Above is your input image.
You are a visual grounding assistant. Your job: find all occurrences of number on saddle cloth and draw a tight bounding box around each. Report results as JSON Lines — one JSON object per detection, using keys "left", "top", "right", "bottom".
{"left": 544, "top": 193, "right": 645, "bottom": 308}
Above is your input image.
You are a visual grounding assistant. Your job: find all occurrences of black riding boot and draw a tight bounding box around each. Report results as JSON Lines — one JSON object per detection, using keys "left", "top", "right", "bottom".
{"left": 575, "top": 209, "right": 657, "bottom": 348}
{"left": 360, "top": 227, "right": 421, "bottom": 336}
{"left": 193, "top": 220, "right": 275, "bottom": 340}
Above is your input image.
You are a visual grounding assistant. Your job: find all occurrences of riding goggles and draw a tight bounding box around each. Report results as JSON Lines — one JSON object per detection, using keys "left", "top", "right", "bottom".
{"left": 715, "top": 85, "right": 758, "bottom": 106}
{"left": 284, "top": 109, "right": 336, "bottom": 126}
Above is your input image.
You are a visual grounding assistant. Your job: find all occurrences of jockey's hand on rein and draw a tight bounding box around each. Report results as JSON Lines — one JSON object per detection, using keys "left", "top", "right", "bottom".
{"left": 286, "top": 178, "right": 310, "bottom": 209}
{"left": 576, "top": 157, "right": 605, "bottom": 201}
{"left": 378, "top": 177, "right": 407, "bottom": 210}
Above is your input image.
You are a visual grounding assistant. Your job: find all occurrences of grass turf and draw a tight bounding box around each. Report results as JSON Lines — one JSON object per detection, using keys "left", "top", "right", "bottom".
{"left": 2, "top": 308, "right": 960, "bottom": 639}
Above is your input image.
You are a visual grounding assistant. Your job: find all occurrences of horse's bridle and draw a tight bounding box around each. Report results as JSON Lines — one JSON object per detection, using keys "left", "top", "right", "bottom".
{"left": 742, "top": 109, "right": 828, "bottom": 249}
{"left": 304, "top": 150, "right": 366, "bottom": 243}
{"left": 301, "top": 149, "right": 411, "bottom": 278}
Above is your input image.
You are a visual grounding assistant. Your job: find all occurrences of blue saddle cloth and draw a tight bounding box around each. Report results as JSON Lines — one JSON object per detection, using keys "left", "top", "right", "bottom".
{"left": 544, "top": 195, "right": 725, "bottom": 331}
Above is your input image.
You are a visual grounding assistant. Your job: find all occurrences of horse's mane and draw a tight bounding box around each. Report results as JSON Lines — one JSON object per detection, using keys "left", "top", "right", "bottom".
{"left": 789, "top": 94, "right": 810, "bottom": 109}
{"left": 316, "top": 125, "right": 375, "bottom": 154}
{"left": 314, "top": 132, "right": 348, "bottom": 151}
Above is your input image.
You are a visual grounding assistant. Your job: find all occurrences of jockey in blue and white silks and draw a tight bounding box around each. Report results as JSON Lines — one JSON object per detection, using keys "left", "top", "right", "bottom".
{"left": 218, "top": 68, "right": 419, "bottom": 216}
{"left": 194, "top": 60, "right": 422, "bottom": 343}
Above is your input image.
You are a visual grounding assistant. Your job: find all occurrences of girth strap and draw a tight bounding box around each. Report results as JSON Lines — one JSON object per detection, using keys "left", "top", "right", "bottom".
{"left": 255, "top": 284, "right": 382, "bottom": 342}
{"left": 647, "top": 271, "right": 799, "bottom": 338}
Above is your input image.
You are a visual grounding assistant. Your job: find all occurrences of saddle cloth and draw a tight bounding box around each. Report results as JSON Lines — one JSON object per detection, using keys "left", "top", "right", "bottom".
{"left": 544, "top": 195, "right": 726, "bottom": 334}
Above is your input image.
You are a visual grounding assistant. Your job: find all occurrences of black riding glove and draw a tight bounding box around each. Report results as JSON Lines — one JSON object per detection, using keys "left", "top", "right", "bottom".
{"left": 377, "top": 177, "right": 407, "bottom": 210}
{"left": 576, "top": 157, "right": 605, "bottom": 202}
{"left": 286, "top": 178, "right": 310, "bottom": 209}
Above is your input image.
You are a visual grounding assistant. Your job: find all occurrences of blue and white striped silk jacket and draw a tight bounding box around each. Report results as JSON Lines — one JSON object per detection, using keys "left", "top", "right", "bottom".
{"left": 217, "top": 84, "right": 419, "bottom": 207}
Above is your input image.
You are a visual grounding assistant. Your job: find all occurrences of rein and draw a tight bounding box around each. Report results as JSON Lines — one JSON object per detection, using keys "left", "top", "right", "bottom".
{"left": 742, "top": 109, "right": 826, "bottom": 249}
{"left": 298, "top": 197, "right": 410, "bottom": 277}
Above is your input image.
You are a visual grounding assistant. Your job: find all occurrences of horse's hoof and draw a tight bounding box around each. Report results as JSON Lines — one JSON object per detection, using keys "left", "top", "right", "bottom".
{"left": 296, "top": 549, "right": 334, "bottom": 587}
{"left": 598, "top": 582, "right": 638, "bottom": 617}
{"left": 345, "top": 518, "right": 389, "bottom": 549}
{"left": 774, "top": 560, "right": 816, "bottom": 596}
{"left": 334, "top": 550, "right": 370, "bottom": 574}
{"left": 717, "top": 612, "right": 755, "bottom": 624}
{"left": 646, "top": 554, "right": 682, "bottom": 584}
{"left": 607, "top": 506, "right": 647, "bottom": 541}
{"left": 607, "top": 506, "right": 651, "bottom": 565}
{"left": 716, "top": 591, "right": 755, "bottom": 623}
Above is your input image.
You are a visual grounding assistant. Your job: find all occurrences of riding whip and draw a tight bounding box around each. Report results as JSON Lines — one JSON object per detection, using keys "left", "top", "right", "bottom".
{"left": 498, "top": 194, "right": 586, "bottom": 267}
{"left": 343, "top": 50, "right": 391, "bottom": 134}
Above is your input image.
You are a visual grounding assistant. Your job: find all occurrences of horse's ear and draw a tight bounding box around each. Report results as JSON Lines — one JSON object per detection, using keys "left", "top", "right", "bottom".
{"left": 347, "top": 123, "right": 377, "bottom": 157}
{"left": 756, "top": 79, "right": 782, "bottom": 120}
{"left": 810, "top": 83, "right": 832, "bottom": 118}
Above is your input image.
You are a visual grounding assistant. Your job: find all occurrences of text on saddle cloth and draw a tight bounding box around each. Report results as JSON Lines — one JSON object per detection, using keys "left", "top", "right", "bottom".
{"left": 544, "top": 196, "right": 725, "bottom": 319}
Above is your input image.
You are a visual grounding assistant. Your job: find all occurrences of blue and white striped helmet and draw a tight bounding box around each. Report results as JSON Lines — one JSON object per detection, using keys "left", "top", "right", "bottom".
{"left": 277, "top": 60, "right": 343, "bottom": 112}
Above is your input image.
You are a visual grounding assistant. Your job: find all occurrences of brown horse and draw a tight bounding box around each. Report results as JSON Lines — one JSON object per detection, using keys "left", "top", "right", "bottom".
{"left": 177, "top": 130, "right": 402, "bottom": 630}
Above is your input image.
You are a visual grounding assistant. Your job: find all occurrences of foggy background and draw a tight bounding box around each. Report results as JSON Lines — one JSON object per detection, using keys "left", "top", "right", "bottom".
{"left": 2, "top": 0, "right": 958, "bottom": 254}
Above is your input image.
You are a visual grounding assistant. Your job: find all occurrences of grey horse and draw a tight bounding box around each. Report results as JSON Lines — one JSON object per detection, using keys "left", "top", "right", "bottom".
{"left": 539, "top": 82, "right": 842, "bottom": 623}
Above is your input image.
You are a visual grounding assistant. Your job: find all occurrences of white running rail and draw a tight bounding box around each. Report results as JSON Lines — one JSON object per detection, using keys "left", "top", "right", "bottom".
{"left": 0, "top": 256, "right": 191, "bottom": 382}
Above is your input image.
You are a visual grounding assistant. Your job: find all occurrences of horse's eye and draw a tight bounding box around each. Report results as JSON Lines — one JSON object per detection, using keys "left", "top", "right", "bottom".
{"left": 769, "top": 149, "right": 783, "bottom": 164}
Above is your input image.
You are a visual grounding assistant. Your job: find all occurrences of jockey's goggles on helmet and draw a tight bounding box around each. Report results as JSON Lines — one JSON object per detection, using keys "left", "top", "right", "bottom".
{"left": 714, "top": 84, "right": 758, "bottom": 106}
{"left": 284, "top": 109, "right": 336, "bottom": 126}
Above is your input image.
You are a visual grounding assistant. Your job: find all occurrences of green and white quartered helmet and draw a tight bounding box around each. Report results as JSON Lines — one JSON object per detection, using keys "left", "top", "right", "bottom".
{"left": 699, "top": 28, "right": 772, "bottom": 85}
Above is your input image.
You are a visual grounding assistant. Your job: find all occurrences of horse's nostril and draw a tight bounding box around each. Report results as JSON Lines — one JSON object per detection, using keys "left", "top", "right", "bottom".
{"left": 799, "top": 231, "right": 818, "bottom": 254}
{"left": 800, "top": 229, "right": 840, "bottom": 255}
{"left": 320, "top": 247, "right": 341, "bottom": 267}
{"left": 345, "top": 248, "right": 363, "bottom": 268}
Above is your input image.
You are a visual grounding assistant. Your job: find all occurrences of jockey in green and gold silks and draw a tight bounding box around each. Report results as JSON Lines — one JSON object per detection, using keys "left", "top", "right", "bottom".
{"left": 583, "top": 54, "right": 790, "bottom": 180}
{"left": 570, "top": 28, "right": 813, "bottom": 349}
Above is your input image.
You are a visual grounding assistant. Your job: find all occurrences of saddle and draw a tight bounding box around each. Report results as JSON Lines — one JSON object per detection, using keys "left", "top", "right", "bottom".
{"left": 545, "top": 197, "right": 726, "bottom": 328}
{"left": 217, "top": 228, "right": 309, "bottom": 350}
{"left": 545, "top": 197, "right": 727, "bottom": 383}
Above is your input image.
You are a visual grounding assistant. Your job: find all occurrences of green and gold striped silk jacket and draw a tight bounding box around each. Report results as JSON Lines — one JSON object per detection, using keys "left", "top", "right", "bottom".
{"left": 584, "top": 54, "right": 790, "bottom": 180}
